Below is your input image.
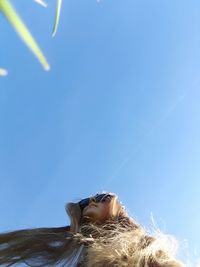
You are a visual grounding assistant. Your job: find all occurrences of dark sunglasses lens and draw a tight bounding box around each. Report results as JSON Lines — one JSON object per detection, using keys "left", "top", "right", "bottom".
{"left": 79, "top": 198, "right": 90, "bottom": 210}
{"left": 95, "top": 194, "right": 113, "bottom": 202}
{"left": 95, "top": 194, "right": 107, "bottom": 202}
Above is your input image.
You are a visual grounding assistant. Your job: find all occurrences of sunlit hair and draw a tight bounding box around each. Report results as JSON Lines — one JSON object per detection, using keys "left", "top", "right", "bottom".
{"left": 0, "top": 193, "right": 185, "bottom": 266}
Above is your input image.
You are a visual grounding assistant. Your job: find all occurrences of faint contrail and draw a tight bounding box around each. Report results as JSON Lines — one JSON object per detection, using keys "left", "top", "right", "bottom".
{"left": 105, "top": 77, "right": 200, "bottom": 186}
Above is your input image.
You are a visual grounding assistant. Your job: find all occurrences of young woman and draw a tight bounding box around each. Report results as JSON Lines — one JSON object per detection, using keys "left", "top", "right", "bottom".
{"left": 0, "top": 193, "right": 185, "bottom": 266}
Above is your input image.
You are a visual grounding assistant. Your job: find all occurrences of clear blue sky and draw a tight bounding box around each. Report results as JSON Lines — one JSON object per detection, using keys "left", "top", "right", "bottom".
{"left": 0, "top": 0, "right": 200, "bottom": 265}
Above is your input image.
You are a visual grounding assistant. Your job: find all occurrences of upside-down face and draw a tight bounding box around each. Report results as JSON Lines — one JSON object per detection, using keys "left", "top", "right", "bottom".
{"left": 80, "top": 193, "right": 122, "bottom": 223}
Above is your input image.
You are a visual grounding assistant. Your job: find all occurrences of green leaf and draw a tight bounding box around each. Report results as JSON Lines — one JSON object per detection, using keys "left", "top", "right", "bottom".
{"left": 52, "top": 0, "right": 62, "bottom": 37}
{"left": 0, "top": 0, "right": 50, "bottom": 70}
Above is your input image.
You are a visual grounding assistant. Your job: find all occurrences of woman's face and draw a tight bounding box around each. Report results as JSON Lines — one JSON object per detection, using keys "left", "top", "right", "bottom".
{"left": 82, "top": 194, "right": 120, "bottom": 223}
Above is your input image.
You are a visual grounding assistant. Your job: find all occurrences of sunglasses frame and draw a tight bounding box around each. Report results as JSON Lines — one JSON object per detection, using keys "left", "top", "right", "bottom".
{"left": 79, "top": 193, "right": 114, "bottom": 211}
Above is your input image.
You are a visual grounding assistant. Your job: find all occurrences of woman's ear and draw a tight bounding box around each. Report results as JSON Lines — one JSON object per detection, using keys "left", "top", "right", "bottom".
{"left": 65, "top": 203, "right": 82, "bottom": 233}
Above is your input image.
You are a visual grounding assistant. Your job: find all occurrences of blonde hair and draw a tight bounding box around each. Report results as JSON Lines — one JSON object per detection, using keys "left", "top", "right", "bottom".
{"left": 82, "top": 222, "right": 185, "bottom": 267}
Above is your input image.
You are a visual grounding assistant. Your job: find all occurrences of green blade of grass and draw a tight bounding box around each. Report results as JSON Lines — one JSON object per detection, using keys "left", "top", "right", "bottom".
{"left": 52, "top": 0, "right": 62, "bottom": 37}
{"left": 0, "top": 0, "right": 50, "bottom": 70}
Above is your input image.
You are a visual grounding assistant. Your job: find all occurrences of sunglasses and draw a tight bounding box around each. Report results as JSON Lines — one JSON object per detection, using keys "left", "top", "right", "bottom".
{"left": 79, "top": 193, "right": 114, "bottom": 211}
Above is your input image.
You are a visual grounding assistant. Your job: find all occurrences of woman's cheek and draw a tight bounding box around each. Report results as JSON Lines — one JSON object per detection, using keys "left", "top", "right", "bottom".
{"left": 99, "top": 203, "right": 111, "bottom": 219}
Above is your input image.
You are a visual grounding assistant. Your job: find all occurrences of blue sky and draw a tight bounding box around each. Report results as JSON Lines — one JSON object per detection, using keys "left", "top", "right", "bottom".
{"left": 0, "top": 0, "right": 200, "bottom": 265}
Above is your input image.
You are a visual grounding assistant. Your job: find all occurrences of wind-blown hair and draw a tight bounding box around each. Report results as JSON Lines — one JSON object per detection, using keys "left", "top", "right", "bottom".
{"left": 82, "top": 220, "right": 184, "bottom": 267}
{"left": 0, "top": 203, "right": 83, "bottom": 266}
{"left": 0, "top": 194, "right": 185, "bottom": 267}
